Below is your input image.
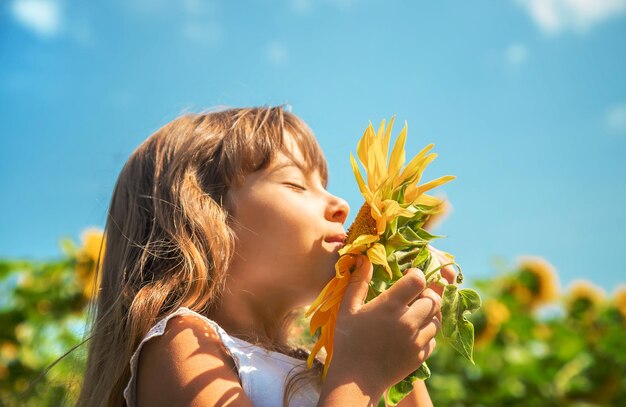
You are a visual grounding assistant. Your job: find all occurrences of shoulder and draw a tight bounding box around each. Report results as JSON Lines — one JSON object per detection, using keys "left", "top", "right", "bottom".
{"left": 136, "top": 313, "right": 253, "bottom": 407}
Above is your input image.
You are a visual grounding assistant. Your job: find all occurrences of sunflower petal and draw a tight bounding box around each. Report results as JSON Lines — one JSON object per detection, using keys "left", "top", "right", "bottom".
{"left": 376, "top": 119, "right": 386, "bottom": 139}
{"left": 335, "top": 254, "right": 357, "bottom": 278}
{"left": 356, "top": 125, "right": 371, "bottom": 169}
{"left": 387, "top": 122, "right": 407, "bottom": 179}
{"left": 381, "top": 116, "right": 395, "bottom": 160}
{"left": 367, "top": 243, "right": 393, "bottom": 279}
{"left": 416, "top": 175, "right": 456, "bottom": 196}
{"left": 394, "top": 150, "right": 437, "bottom": 186}
{"left": 306, "top": 278, "right": 339, "bottom": 317}
{"left": 350, "top": 234, "right": 379, "bottom": 247}
{"left": 350, "top": 153, "right": 369, "bottom": 198}
{"left": 371, "top": 131, "right": 388, "bottom": 188}
{"left": 310, "top": 307, "right": 331, "bottom": 333}
{"left": 415, "top": 193, "right": 443, "bottom": 207}
{"left": 383, "top": 199, "right": 416, "bottom": 219}
{"left": 307, "top": 337, "right": 324, "bottom": 368}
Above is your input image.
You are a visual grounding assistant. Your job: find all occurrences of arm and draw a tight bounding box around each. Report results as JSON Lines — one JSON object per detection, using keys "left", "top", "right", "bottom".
{"left": 396, "top": 381, "right": 433, "bottom": 407}
{"left": 136, "top": 314, "right": 253, "bottom": 407}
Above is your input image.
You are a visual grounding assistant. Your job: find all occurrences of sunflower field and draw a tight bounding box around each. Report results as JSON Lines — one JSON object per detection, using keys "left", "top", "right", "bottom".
{"left": 1, "top": 229, "right": 625, "bottom": 406}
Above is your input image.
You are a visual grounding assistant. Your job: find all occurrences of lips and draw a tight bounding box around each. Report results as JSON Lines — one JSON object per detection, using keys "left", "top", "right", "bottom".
{"left": 325, "top": 234, "right": 347, "bottom": 247}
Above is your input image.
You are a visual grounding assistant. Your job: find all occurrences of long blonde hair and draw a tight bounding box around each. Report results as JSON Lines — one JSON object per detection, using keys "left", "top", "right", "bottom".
{"left": 77, "top": 107, "right": 327, "bottom": 406}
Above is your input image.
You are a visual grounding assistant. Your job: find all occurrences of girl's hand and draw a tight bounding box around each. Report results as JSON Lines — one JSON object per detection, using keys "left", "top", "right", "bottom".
{"left": 318, "top": 255, "right": 441, "bottom": 405}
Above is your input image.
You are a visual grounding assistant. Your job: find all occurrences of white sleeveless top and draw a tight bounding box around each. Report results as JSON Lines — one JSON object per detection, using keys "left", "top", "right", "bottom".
{"left": 123, "top": 307, "right": 321, "bottom": 407}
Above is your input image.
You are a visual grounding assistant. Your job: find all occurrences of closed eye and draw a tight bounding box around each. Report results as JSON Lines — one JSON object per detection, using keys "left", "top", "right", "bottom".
{"left": 284, "top": 182, "right": 307, "bottom": 191}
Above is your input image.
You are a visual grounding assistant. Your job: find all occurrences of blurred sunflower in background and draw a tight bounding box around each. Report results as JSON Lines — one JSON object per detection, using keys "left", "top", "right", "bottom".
{"left": 74, "top": 228, "right": 105, "bottom": 301}
{"left": 613, "top": 286, "right": 626, "bottom": 327}
{"left": 565, "top": 280, "right": 605, "bottom": 322}
{"left": 474, "top": 299, "right": 510, "bottom": 347}
{"left": 508, "top": 256, "right": 559, "bottom": 310}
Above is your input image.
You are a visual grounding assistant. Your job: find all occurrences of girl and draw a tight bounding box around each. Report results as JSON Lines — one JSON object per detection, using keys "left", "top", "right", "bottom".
{"left": 78, "top": 107, "right": 450, "bottom": 407}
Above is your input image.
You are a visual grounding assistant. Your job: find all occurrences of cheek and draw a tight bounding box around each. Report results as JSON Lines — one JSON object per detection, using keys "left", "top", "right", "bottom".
{"left": 233, "top": 201, "right": 304, "bottom": 256}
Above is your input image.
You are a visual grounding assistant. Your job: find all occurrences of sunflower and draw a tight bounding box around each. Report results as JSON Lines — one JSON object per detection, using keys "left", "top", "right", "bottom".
{"left": 514, "top": 256, "right": 559, "bottom": 309}
{"left": 75, "top": 228, "right": 106, "bottom": 301}
{"left": 305, "top": 118, "right": 461, "bottom": 383}
{"left": 613, "top": 286, "right": 626, "bottom": 324}
{"left": 565, "top": 280, "right": 605, "bottom": 320}
{"left": 475, "top": 299, "right": 510, "bottom": 347}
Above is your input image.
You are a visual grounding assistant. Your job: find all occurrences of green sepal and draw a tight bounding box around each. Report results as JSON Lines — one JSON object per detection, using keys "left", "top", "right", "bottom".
{"left": 386, "top": 226, "right": 427, "bottom": 251}
{"left": 387, "top": 254, "right": 404, "bottom": 281}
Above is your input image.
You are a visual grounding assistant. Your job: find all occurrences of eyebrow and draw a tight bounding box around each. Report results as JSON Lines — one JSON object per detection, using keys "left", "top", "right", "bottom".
{"left": 268, "top": 160, "right": 308, "bottom": 175}
{"left": 269, "top": 161, "right": 328, "bottom": 188}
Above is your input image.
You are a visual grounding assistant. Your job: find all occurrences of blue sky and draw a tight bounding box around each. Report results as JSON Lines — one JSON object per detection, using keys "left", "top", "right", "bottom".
{"left": 1, "top": 0, "right": 625, "bottom": 293}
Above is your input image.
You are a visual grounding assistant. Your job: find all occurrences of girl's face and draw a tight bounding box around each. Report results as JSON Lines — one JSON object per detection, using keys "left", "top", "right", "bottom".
{"left": 226, "top": 137, "right": 350, "bottom": 308}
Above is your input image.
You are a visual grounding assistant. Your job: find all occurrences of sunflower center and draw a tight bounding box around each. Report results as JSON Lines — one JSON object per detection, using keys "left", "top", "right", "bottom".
{"left": 346, "top": 202, "right": 378, "bottom": 244}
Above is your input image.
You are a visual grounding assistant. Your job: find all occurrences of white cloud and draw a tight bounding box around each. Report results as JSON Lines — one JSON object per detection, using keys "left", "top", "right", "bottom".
{"left": 605, "top": 104, "right": 626, "bottom": 133}
{"left": 516, "top": 0, "right": 626, "bottom": 34}
{"left": 506, "top": 43, "right": 529, "bottom": 65}
{"left": 266, "top": 41, "right": 289, "bottom": 66}
{"left": 10, "top": 0, "right": 62, "bottom": 38}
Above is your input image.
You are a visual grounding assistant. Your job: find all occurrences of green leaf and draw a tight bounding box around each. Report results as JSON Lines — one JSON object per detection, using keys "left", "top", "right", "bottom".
{"left": 411, "top": 247, "right": 430, "bottom": 270}
{"left": 441, "top": 285, "right": 481, "bottom": 363}
{"left": 384, "top": 363, "right": 431, "bottom": 406}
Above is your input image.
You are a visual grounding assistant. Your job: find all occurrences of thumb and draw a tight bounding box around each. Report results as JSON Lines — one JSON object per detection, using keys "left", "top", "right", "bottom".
{"left": 341, "top": 255, "right": 373, "bottom": 313}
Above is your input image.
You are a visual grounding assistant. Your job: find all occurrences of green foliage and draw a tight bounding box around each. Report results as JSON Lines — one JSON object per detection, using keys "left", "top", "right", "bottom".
{"left": 426, "top": 263, "right": 626, "bottom": 407}
{"left": 0, "top": 237, "right": 94, "bottom": 407}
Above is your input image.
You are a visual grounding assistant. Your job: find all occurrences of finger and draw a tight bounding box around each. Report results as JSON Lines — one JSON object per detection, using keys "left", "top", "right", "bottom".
{"left": 429, "top": 281, "right": 445, "bottom": 297}
{"left": 424, "top": 338, "right": 437, "bottom": 360}
{"left": 382, "top": 268, "right": 426, "bottom": 307}
{"left": 415, "top": 316, "right": 441, "bottom": 347}
{"left": 417, "top": 337, "right": 437, "bottom": 365}
{"left": 340, "top": 255, "right": 373, "bottom": 313}
{"left": 409, "top": 288, "right": 442, "bottom": 322}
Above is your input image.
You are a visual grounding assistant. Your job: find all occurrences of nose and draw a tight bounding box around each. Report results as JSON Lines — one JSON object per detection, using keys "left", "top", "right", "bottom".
{"left": 326, "top": 194, "right": 350, "bottom": 225}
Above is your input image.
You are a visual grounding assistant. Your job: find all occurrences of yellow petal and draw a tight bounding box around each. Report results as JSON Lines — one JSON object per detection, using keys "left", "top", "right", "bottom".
{"left": 306, "top": 278, "right": 339, "bottom": 317}
{"left": 350, "top": 234, "right": 379, "bottom": 247}
{"left": 350, "top": 153, "right": 369, "bottom": 198}
{"left": 381, "top": 116, "right": 395, "bottom": 159}
{"left": 370, "top": 132, "right": 388, "bottom": 189}
{"left": 335, "top": 254, "right": 357, "bottom": 278}
{"left": 367, "top": 243, "right": 392, "bottom": 279}
{"left": 394, "top": 150, "right": 437, "bottom": 186}
{"left": 414, "top": 193, "right": 443, "bottom": 207}
{"left": 382, "top": 199, "right": 415, "bottom": 219}
{"left": 387, "top": 122, "right": 407, "bottom": 179}
{"left": 307, "top": 337, "right": 324, "bottom": 368}
{"left": 310, "top": 307, "right": 331, "bottom": 333}
{"left": 376, "top": 119, "right": 386, "bottom": 139}
{"left": 365, "top": 124, "right": 378, "bottom": 190}
{"left": 356, "top": 125, "right": 371, "bottom": 170}
{"left": 319, "top": 283, "right": 349, "bottom": 312}
{"left": 416, "top": 175, "right": 456, "bottom": 196}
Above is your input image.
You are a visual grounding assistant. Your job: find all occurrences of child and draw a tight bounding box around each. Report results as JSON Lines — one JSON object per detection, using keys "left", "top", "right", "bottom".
{"left": 77, "top": 107, "right": 450, "bottom": 407}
